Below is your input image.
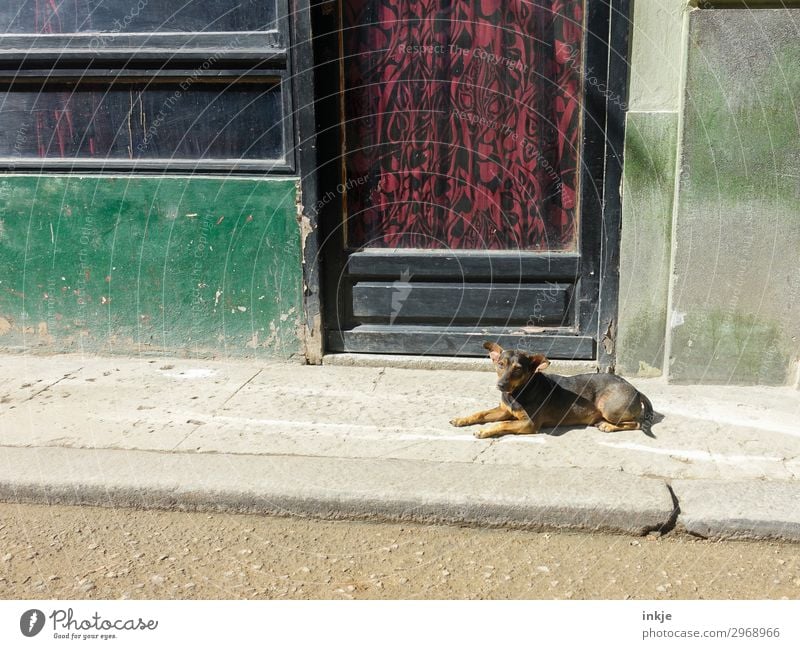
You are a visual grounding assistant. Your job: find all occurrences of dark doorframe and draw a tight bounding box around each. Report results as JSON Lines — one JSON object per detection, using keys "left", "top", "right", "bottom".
{"left": 293, "top": 0, "right": 326, "bottom": 363}
{"left": 597, "top": 0, "right": 632, "bottom": 372}
{"left": 304, "top": 0, "right": 631, "bottom": 370}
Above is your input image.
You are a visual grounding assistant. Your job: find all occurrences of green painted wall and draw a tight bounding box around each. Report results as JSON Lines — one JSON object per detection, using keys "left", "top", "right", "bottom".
{"left": 0, "top": 175, "right": 303, "bottom": 358}
{"left": 667, "top": 9, "right": 800, "bottom": 384}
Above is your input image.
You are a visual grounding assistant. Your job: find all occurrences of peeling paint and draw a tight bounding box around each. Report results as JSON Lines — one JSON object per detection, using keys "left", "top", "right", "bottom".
{"left": 670, "top": 311, "right": 685, "bottom": 328}
{"left": 299, "top": 216, "right": 314, "bottom": 260}
{"left": 303, "top": 313, "right": 323, "bottom": 365}
{"left": 295, "top": 175, "right": 322, "bottom": 364}
{"left": 295, "top": 179, "right": 309, "bottom": 256}
{"left": 637, "top": 361, "right": 662, "bottom": 378}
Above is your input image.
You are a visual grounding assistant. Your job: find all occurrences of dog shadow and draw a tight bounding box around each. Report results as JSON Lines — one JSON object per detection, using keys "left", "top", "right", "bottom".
{"left": 543, "top": 410, "right": 664, "bottom": 439}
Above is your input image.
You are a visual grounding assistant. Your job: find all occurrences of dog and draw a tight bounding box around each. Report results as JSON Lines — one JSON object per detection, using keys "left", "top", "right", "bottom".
{"left": 450, "top": 342, "right": 654, "bottom": 439}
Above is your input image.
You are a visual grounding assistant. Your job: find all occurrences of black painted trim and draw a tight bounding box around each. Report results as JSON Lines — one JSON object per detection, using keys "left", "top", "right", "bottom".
{"left": 597, "top": 0, "right": 631, "bottom": 372}
{"left": 328, "top": 325, "right": 595, "bottom": 359}
{"left": 347, "top": 251, "right": 580, "bottom": 281}
{"left": 313, "top": 0, "right": 350, "bottom": 347}
{"left": 0, "top": 159, "right": 294, "bottom": 173}
{"left": 575, "top": 0, "right": 609, "bottom": 368}
{"left": 0, "top": 36, "right": 285, "bottom": 62}
{"left": 0, "top": 49, "right": 287, "bottom": 68}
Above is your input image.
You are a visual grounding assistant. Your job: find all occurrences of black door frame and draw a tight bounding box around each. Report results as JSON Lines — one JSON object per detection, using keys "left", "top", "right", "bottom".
{"left": 304, "top": 0, "right": 631, "bottom": 370}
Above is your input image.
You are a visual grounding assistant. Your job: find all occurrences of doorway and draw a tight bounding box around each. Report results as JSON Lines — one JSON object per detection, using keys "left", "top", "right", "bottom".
{"left": 315, "top": 0, "right": 629, "bottom": 367}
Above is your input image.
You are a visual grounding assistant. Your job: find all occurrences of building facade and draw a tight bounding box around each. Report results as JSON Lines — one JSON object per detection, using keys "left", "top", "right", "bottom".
{"left": 0, "top": 0, "right": 797, "bottom": 386}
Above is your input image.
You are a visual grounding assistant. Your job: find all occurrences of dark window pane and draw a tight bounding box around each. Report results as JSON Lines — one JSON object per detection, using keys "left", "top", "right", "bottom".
{"left": 0, "top": 80, "right": 284, "bottom": 161}
{"left": 0, "top": 0, "right": 277, "bottom": 34}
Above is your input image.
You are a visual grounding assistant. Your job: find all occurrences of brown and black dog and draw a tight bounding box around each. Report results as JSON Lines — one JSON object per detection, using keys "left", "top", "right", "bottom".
{"left": 450, "top": 342, "right": 654, "bottom": 439}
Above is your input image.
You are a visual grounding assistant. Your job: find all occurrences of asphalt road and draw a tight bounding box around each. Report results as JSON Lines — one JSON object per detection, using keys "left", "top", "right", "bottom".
{"left": 0, "top": 503, "right": 798, "bottom": 599}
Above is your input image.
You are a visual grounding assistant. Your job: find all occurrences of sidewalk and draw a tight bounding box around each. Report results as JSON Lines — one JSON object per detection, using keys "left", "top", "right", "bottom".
{"left": 1, "top": 353, "right": 799, "bottom": 540}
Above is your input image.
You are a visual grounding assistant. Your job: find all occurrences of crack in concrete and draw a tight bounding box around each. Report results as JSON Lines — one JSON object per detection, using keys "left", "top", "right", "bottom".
{"left": 369, "top": 368, "right": 386, "bottom": 393}
{"left": 214, "top": 368, "right": 263, "bottom": 413}
{"left": 170, "top": 420, "right": 207, "bottom": 452}
{"left": 23, "top": 368, "right": 83, "bottom": 402}
{"left": 650, "top": 482, "right": 681, "bottom": 536}
{"left": 471, "top": 439, "right": 495, "bottom": 463}
{"left": 170, "top": 368, "right": 264, "bottom": 452}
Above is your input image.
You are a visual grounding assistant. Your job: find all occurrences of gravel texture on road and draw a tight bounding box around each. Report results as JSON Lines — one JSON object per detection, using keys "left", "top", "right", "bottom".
{"left": 1, "top": 503, "right": 798, "bottom": 599}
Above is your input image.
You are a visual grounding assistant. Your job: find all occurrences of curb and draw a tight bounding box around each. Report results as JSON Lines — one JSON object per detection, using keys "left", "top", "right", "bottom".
{"left": 672, "top": 479, "right": 800, "bottom": 542}
{"left": 0, "top": 446, "right": 674, "bottom": 536}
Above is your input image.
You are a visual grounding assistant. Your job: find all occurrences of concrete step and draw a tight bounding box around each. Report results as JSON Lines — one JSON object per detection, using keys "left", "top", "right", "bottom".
{"left": 1, "top": 352, "right": 799, "bottom": 540}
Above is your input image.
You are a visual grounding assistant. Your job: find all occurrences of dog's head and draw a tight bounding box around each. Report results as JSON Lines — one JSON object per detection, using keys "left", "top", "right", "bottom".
{"left": 483, "top": 342, "right": 550, "bottom": 393}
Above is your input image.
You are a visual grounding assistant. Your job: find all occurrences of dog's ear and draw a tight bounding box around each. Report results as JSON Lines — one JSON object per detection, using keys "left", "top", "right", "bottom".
{"left": 483, "top": 341, "right": 504, "bottom": 363}
{"left": 527, "top": 353, "right": 551, "bottom": 372}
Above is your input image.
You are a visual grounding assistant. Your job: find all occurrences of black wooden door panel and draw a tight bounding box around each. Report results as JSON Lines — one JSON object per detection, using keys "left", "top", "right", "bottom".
{"left": 330, "top": 326, "right": 595, "bottom": 358}
{"left": 346, "top": 251, "right": 580, "bottom": 281}
{"left": 352, "top": 282, "right": 573, "bottom": 326}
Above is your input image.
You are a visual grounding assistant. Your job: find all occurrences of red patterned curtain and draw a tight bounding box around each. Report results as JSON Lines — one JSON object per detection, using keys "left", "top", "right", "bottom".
{"left": 344, "top": 0, "right": 584, "bottom": 250}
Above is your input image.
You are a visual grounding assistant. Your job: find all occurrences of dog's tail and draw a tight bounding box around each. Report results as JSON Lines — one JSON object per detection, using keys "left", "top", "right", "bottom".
{"left": 639, "top": 392, "right": 655, "bottom": 438}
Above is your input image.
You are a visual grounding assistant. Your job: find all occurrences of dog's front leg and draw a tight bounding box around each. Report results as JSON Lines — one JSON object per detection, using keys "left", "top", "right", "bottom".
{"left": 450, "top": 405, "right": 513, "bottom": 427}
{"left": 475, "top": 416, "right": 538, "bottom": 439}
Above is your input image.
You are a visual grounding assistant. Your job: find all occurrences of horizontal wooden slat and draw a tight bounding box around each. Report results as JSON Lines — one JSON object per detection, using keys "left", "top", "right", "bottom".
{"left": 0, "top": 158, "right": 293, "bottom": 173}
{"left": 352, "top": 282, "right": 572, "bottom": 326}
{"left": 0, "top": 34, "right": 285, "bottom": 56}
{"left": 327, "top": 325, "right": 595, "bottom": 359}
{"left": 347, "top": 251, "right": 580, "bottom": 281}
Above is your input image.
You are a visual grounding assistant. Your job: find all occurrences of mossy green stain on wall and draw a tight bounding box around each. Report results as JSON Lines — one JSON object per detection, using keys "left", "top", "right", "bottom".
{"left": 669, "top": 10, "right": 800, "bottom": 385}
{"left": 682, "top": 22, "right": 800, "bottom": 204}
{"left": 0, "top": 175, "right": 302, "bottom": 357}
{"left": 670, "top": 309, "right": 788, "bottom": 385}
{"left": 617, "top": 111, "right": 679, "bottom": 376}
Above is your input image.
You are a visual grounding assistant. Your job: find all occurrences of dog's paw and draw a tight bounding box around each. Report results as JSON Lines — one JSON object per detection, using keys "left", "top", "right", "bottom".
{"left": 474, "top": 428, "right": 494, "bottom": 439}
{"left": 597, "top": 421, "right": 616, "bottom": 432}
{"left": 450, "top": 417, "right": 467, "bottom": 427}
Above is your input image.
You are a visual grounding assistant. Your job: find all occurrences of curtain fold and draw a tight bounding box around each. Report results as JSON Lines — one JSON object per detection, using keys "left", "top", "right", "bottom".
{"left": 344, "top": 0, "right": 584, "bottom": 250}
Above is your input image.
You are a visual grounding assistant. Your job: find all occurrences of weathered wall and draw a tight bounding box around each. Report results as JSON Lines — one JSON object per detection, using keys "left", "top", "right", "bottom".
{"left": 0, "top": 175, "right": 303, "bottom": 358}
{"left": 667, "top": 9, "right": 800, "bottom": 384}
{"left": 617, "top": 0, "right": 685, "bottom": 376}
{"left": 626, "top": 0, "right": 685, "bottom": 112}
{"left": 618, "top": 112, "right": 680, "bottom": 376}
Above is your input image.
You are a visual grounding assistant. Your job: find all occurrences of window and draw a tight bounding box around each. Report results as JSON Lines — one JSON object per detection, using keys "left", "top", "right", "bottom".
{"left": 0, "top": 0, "right": 293, "bottom": 172}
